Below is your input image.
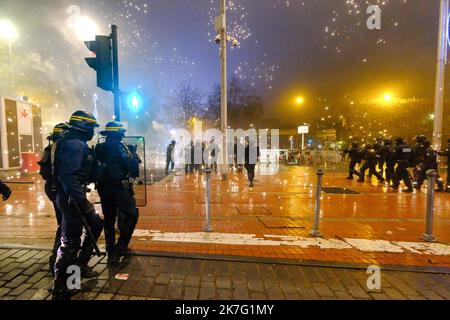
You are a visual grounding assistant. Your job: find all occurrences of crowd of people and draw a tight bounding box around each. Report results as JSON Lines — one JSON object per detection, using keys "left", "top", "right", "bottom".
{"left": 344, "top": 136, "right": 450, "bottom": 193}
{"left": 165, "top": 137, "right": 261, "bottom": 187}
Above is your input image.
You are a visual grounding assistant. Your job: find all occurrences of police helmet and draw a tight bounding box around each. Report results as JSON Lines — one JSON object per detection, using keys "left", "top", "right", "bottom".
{"left": 365, "top": 144, "right": 372, "bottom": 149}
{"left": 351, "top": 141, "right": 359, "bottom": 147}
{"left": 68, "top": 111, "right": 99, "bottom": 132}
{"left": 49, "top": 123, "right": 69, "bottom": 141}
{"left": 423, "top": 140, "right": 431, "bottom": 148}
{"left": 395, "top": 137, "right": 404, "bottom": 145}
{"left": 417, "top": 135, "right": 427, "bottom": 143}
{"left": 100, "top": 121, "right": 126, "bottom": 137}
{"left": 384, "top": 139, "right": 392, "bottom": 145}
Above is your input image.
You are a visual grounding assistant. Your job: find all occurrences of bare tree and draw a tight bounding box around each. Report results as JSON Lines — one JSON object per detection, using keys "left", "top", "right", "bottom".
{"left": 205, "top": 77, "right": 264, "bottom": 129}
{"left": 204, "top": 84, "right": 221, "bottom": 128}
{"left": 167, "top": 81, "right": 206, "bottom": 128}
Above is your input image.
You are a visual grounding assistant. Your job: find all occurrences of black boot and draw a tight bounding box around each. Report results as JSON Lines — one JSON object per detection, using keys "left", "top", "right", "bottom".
{"left": 117, "top": 247, "right": 131, "bottom": 257}
{"left": 52, "top": 278, "right": 80, "bottom": 300}
{"left": 107, "top": 250, "right": 120, "bottom": 266}
{"left": 52, "top": 287, "right": 81, "bottom": 300}
{"left": 48, "top": 256, "right": 56, "bottom": 276}
{"left": 80, "top": 265, "right": 99, "bottom": 279}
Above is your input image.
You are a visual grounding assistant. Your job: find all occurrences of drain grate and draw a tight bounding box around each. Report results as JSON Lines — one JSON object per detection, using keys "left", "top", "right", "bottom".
{"left": 322, "top": 187, "right": 359, "bottom": 194}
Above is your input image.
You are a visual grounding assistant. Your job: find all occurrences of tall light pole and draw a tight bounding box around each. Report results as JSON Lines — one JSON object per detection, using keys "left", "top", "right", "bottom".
{"left": 432, "top": 0, "right": 449, "bottom": 151}
{"left": 220, "top": 0, "right": 228, "bottom": 180}
{"left": 213, "top": 0, "right": 229, "bottom": 179}
{"left": 0, "top": 20, "right": 18, "bottom": 91}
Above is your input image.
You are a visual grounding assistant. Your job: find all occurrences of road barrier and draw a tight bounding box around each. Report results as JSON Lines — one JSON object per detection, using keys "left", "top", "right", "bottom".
{"left": 421, "top": 169, "right": 437, "bottom": 242}
{"left": 310, "top": 168, "right": 324, "bottom": 237}
{"left": 203, "top": 168, "right": 213, "bottom": 232}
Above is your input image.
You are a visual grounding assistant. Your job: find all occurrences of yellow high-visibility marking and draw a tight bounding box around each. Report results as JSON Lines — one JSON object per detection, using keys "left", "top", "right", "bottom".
{"left": 70, "top": 115, "right": 97, "bottom": 123}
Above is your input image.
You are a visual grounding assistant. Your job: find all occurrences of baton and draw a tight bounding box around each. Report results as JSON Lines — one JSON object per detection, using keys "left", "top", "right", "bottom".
{"left": 69, "top": 197, "right": 102, "bottom": 257}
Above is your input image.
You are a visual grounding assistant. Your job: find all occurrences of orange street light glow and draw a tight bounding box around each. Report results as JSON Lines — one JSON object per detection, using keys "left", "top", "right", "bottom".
{"left": 295, "top": 96, "right": 304, "bottom": 105}
{"left": 383, "top": 93, "right": 393, "bottom": 102}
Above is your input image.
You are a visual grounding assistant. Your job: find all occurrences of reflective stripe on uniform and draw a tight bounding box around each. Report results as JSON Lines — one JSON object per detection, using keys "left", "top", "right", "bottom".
{"left": 105, "top": 127, "right": 124, "bottom": 131}
{"left": 70, "top": 115, "right": 97, "bottom": 123}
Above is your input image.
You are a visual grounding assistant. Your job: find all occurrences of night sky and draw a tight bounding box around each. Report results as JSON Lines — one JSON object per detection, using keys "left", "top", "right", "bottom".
{"left": 0, "top": 0, "right": 443, "bottom": 131}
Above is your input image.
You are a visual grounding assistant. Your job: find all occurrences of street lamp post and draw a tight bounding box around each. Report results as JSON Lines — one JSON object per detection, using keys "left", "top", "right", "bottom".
{"left": 213, "top": 1, "right": 240, "bottom": 180}
{"left": 432, "top": 0, "right": 449, "bottom": 151}
{"left": 219, "top": 0, "right": 228, "bottom": 180}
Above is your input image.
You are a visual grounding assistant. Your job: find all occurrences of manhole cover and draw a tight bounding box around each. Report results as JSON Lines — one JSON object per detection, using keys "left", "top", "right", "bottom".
{"left": 322, "top": 187, "right": 359, "bottom": 194}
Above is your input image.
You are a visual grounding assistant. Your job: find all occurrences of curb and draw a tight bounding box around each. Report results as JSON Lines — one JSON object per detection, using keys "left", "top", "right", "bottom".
{"left": 2, "top": 243, "right": 450, "bottom": 275}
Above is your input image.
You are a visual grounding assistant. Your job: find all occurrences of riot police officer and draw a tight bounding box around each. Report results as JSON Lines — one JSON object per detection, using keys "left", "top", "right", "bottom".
{"left": 95, "top": 122, "right": 140, "bottom": 265}
{"left": 234, "top": 137, "right": 245, "bottom": 173}
{"left": 383, "top": 139, "right": 398, "bottom": 187}
{"left": 343, "top": 142, "right": 363, "bottom": 180}
{"left": 374, "top": 138, "right": 385, "bottom": 176}
{"left": 358, "top": 144, "right": 385, "bottom": 183}
{"left": 52, "top": 111, "right": 103, "bottom": 300}
{"left": 438, "top": 138, "right": 450, "bottom": 192}
{"left": 413, "top": 135, "right": 427, "bottom": 165}
{"left": 193, "top": 140, "right": 203, "bottom": 173}
{"left": 184, "top": 141, "right": 194, "bottom": 174}
{"left": 207, "top": 138, "right": 220, "bottom": 173}
{"left": 244, "top": 137, "right": 260, "bottom": 188}
{"left": 165, "top": 140, "right": 176, "bottom": 174}
{"left": 393, "top": 137, "right": 413, "bottom": 193}
{"left": 416, "top": 141, "right": 444, "bottom": 192}
{"left": 38, "top": 123, "right": 69, "bottom": 274}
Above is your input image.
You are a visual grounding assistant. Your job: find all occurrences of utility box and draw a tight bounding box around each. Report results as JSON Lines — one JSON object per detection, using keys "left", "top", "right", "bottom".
{"left": 0, "top": 96, "right": 44, "bottom": 171}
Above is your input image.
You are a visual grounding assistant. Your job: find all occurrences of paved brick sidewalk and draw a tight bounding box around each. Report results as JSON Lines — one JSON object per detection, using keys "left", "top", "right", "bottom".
{"left": 1, "top": 248, "right": 450, "bottom": 300}
{"left": 0, "top": 165, "right": 449, "bottom": 268}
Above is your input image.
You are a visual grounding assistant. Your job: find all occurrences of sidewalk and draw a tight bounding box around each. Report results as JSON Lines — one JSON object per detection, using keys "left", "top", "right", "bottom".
{"left": 0, "top": 165, "right": 449, "bottom": 269}
{"left": 1, "top": 248, "right": 450, "bottom": 300}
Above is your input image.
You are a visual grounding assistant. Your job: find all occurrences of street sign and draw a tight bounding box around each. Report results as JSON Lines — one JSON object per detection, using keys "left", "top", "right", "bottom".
{"left": 298, "top": 126, "right": 309, "bottom": 134}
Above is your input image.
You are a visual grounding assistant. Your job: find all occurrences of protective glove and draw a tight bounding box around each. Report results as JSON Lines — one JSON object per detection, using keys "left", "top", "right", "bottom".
{"left": 128, "top": 145, "right": 138, "bottom": 154}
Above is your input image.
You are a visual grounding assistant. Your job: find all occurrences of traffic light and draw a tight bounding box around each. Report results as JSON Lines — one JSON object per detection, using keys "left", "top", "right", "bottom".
{"left": 85, "top": 35, "right": 113, "bottom": 91}
{"left": 122, "top": 91, "right": 143, "bottom": 112}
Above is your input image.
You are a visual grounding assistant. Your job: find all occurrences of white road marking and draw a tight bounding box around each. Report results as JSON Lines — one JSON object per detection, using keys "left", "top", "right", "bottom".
{"left": 132, "top": 230, "right": 450, "bottom": 256}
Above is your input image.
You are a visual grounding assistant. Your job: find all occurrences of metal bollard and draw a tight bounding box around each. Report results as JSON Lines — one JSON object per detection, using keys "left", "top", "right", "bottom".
{"left": 310, "top": 168, "right": 324, "bottom": 237}
{"left": 204, "top": 168, "right": 213, "bottom": 232}
{"left": 421, "top": 169, "right": 437, "bottom": 242}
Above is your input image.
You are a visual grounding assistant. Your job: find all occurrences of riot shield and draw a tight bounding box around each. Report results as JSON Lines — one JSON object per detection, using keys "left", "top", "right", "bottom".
{"left": 123, "top": 136, "right": 147, "bottom": 207}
